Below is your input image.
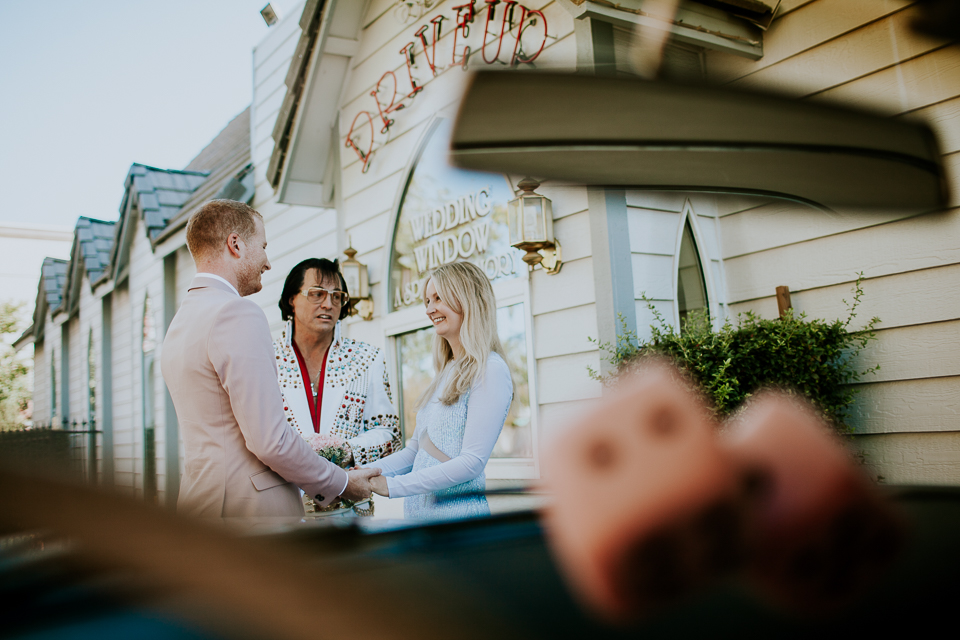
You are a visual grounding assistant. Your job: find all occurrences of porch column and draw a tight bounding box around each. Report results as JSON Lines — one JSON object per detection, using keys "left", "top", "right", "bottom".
{"left": 162, "top": 252, "right": 180, "bottom": 507}
{"left": 588, "top": 187, "right": 637, "bottom": 380}
{"left": 100, "top": 294, "right": 114, "bottom": 486}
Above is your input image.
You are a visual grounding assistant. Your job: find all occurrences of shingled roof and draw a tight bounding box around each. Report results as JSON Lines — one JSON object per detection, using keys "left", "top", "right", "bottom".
{"left": 154, "top": 107, "right": 254, "bottom": 243}
{"left": 13, "top": 257, "right": 68, "bottom": 348}
{"left": 121, "top": 165, "right": 209, "bottom": 241}
{"left": 73, "top": 217, "right": 116, "bottom": 284}
{"left": 39, "top": 257, "right": 68, "bottom": 312}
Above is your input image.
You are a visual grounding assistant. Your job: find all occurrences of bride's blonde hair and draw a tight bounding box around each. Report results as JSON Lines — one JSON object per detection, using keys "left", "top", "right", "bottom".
{"left": 418, "top": 261, "right": 505, "bottom": 407}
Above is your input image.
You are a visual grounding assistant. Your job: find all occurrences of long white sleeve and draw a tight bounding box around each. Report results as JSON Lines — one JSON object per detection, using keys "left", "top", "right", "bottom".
{"left": 370, "top": 431, "right": 419, "bottom": 476}
{"left": 385, "top": 355, "right": 513, "bottom": 499}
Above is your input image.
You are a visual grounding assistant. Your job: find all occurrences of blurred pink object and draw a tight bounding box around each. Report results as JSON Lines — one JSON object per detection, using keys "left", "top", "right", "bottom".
{"left": 542, "top": 361, "right": 745, "bottom": 621}
{"left": 306, "top": 433, "right": 346, "bottom": 453}
{"left": 541, "top": 361, "right": 904, "bottom": 621}
{"left": 723, "top": 392, "right": 904, "bottom": 611}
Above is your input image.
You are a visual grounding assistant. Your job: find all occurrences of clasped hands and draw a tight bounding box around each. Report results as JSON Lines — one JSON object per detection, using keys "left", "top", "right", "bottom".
{"left": 341, "top": 467, "right": 390, "bottom": 501}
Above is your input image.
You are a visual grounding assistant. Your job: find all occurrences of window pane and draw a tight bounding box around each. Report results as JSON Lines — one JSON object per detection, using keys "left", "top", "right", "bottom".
{"left": 397, "top": 328, "right": 435, "bottom": 442}
{"left": 87, "top": 333, "right": 96, "bottom": 419}
{"left": 677, "top": 221, "right": 708, "bottom": 328}
{"left": 493, "top": 302, "right": 531, "bottom": 458}
{"left": 389, "top": 119, "right": 521, "bottom": 312}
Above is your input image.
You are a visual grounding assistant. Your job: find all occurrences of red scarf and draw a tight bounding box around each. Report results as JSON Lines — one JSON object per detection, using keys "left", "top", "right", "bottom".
{"left": 290, "top": 340, "right": 328, "bottom": 434}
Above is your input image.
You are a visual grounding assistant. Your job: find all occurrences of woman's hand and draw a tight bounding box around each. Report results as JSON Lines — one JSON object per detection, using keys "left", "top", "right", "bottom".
{"left": 370, "top": 474, "right": 390, "bottom": 497}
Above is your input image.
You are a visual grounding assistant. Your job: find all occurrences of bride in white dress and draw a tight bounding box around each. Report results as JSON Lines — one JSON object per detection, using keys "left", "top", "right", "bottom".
{"left": 367, "top": 261, "right": 513, "bottom": 519}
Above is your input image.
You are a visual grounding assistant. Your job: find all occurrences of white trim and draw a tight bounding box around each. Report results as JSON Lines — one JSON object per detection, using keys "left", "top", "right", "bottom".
{"left": 672, "top": 200, "right": 718, "bottom": 329}
{"left": 559, "top": 0, "right": 763, "bottom": 59}
{"left": 381, "top": 115, "right": 447, "bottom": 314}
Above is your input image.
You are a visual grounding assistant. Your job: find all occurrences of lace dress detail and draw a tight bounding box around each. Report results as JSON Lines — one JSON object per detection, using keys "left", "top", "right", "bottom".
{"left": 404, "top": 389, "right": 491, "bottom": 519}
{"left": 371, "top": 353, "right": 513, "bottom": 521}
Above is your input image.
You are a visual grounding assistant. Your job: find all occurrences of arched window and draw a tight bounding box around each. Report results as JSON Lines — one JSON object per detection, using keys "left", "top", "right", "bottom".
{"left": 50, "top": 351, "right": 57, "bottom": 423}
{"left": 87, "top": 330, "right": 96, "bottom": 426}
{"left": 387, "top": 119, "right": 534, "bottom": 468}
{"left": 142, "top": 297, "right": 157, "bottom": 503}
{"left": 677, "top": 219, "right": 709, "bottom": 330}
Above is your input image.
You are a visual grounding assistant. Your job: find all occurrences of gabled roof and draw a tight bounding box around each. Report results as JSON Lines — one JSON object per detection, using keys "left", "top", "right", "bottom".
{"left": 154, "top": 108, "right": 254, "bottom": 244}
{"left": 73, "top": 217, "right": 116, "bottom": 284}
{"left": 102, "top": 163, "right": 209, "bottom": 286}
{"left": 184, "top": 106, "right": 251, "bottom": 174}
{"left": 59, "top": 217, "right": 116, "bottom": 316}
{"left": 266, "top": 0, "right": 324, "bottom": 190}
{"left": 39, "top": 257, "right": 69, "bottom": 313}
{"left": 22, "top": 257, "right": 69, "bottom": 345}
{"left": 121, "top": 164, "right": 209, "bottom": 242}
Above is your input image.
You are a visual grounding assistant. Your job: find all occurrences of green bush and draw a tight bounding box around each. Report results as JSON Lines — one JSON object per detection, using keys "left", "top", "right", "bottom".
{"left": 1, "top": 301, "right": 31, "bottom": 429}
{"left": 589, "top": 275, "right": 880, "bottom": 433}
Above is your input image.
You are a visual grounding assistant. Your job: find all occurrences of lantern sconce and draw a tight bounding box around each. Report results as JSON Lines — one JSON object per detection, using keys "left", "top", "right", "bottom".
{"left": 508, "top": 178, "right": 562, "bottom": 275}
{"left": 341, "top": 240, "right": 374, "bottom": 321}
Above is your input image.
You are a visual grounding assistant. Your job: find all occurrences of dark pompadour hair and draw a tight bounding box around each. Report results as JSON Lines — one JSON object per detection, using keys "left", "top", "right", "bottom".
{"left": 278, "top": 258, "right": 352, "bottom": 321}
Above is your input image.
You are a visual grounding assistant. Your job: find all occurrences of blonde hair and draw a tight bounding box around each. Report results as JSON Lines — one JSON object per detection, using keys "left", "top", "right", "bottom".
{"left": 186, "top": 199, "right": 262, "bottom": 263}
{"left": 419, "top": 262, "right": 505, "bottom": 407}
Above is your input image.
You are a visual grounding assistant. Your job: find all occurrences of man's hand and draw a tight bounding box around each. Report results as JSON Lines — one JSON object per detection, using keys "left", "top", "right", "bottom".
{"left": 341, "top": 467, "right": 381, "bottom": 502}
{"left": 370, "top": 474, "right": 389, "bottom": 497}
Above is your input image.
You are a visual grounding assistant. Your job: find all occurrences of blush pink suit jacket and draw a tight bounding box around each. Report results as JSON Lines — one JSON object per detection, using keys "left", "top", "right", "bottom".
{"left": 161, "top": 276, "right": 348, "bottom": 518}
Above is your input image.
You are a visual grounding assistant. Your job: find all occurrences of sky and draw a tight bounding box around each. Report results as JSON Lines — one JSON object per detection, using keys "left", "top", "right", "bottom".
{"left": 0, "top": 0, "right": 297, "bottom": 229}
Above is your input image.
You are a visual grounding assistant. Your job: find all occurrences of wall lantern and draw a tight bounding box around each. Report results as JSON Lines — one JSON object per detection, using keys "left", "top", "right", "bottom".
{"left": 260, "top": 4, "right": 279, "bottom": 27}
{"left": 341, "top": 241, "right": 373, "bottom": 321}
{"left": 508, "top": 177, "right": 562, "bottom": 274}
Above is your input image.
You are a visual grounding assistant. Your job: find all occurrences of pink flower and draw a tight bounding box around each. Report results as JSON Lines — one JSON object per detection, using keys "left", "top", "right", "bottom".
{"left": 306, "top": 433, "right": 346, "bottom": 453}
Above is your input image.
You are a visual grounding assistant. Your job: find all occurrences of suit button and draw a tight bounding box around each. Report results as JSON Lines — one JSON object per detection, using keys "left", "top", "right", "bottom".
{"left": 315, "top": 494, "right": 324, "bottom": 502}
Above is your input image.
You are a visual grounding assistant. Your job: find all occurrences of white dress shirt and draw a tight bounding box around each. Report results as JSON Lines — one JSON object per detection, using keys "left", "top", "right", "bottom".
{"left": 195, "top": 272, "right": 239, "bottom": 296}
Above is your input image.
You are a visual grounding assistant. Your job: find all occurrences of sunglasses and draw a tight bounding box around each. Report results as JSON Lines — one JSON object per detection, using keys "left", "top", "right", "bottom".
{"left": 299, "top": 287, "right": 349, "bottom": 306}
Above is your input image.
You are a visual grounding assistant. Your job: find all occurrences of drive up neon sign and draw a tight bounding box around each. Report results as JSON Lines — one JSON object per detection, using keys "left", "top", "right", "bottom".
{"left": 346, "top": 0, "right": 549, "bottom": 173}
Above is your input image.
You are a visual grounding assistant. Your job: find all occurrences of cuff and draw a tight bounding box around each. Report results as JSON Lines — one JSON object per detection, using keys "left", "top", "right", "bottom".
{"left": 385, "top": 476, "right": 405, "bottom": 499}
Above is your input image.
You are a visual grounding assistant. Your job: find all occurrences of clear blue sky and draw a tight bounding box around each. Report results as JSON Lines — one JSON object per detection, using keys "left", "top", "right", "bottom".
{"left": 0, "top": 0, "right": 296, "bottom": 228}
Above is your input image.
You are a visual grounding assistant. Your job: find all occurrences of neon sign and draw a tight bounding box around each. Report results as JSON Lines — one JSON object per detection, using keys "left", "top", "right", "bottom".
{"left": 346, "top": 1, "right": 549, "bottom": 173}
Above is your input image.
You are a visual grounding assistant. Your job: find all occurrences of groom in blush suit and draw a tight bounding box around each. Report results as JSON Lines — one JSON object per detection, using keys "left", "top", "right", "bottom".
{"left": 161, "top": 199, "right": 379, "bottom": 518}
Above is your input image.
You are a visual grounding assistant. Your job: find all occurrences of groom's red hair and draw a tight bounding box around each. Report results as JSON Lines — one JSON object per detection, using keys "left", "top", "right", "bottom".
{"left": 186, "top": 199, "right": 263, "bottom": 262}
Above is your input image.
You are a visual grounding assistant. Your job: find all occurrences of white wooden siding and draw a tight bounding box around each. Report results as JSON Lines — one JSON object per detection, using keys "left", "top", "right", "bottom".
{"left": 250, "top": 0, "right": 333, "bottom": 333}
{"left": 32, "top": 343, "right": 48, "bottom": 426}
{"left": 708, "top": 0, "right": 912, "bottom": 85}
{"left": 722, "top": 209, "right": 960, "bottom": 303}
{"left": 77, "top": 273, "right": 103, "bottom": 482}
{"left": 728, "top": 263, "right": 960, "bottom": 329}
{"left": 111, "top": 282, "right": 133, "bottom": 495}
{"left": 626, "top": 195, "right": 728, "bottom": 334}
{"left": 126, "top": 216, "right": 167, "bottom": 502}
{"left": 67, "top": 315, "right": 80, "bottom": 432}
{"left": 706, "top": 0, "right": 960, "bottom": 457}
{"left": 855, "top": 431, "right": 960, "bottom": 484}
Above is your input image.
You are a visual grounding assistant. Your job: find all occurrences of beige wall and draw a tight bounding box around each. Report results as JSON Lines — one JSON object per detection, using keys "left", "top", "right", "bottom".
{"left": 249, "top": 0, "right": 334, "bottom": 334}
{"left": 706, "top": 0, "right": 960, "bottom": 483}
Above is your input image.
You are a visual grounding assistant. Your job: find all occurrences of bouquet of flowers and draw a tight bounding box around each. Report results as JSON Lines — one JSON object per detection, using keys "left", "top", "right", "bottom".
{"left": 306, "top": 433, "right": 352, "bottom": 469}
{"left": 304, "top": 434, "right": 373, "bottom": 516}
